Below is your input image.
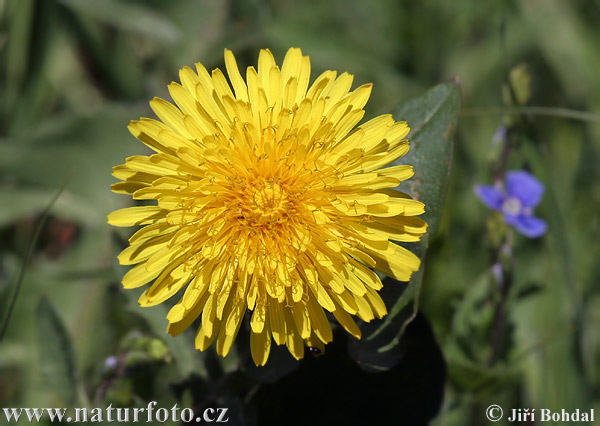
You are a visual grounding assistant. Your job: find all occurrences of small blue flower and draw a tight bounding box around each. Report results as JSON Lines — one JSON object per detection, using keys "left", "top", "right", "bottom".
{"left": 474, "top": 170, "right": 547, "bottom": 238}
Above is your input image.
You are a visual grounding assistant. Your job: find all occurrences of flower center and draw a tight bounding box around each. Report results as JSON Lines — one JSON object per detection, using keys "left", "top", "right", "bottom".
{"left": 254, "top": 182, "right": 284, "bottom": 212}
{"left": 501, "top": 196, "right": 522, "bottom": 216}
{"left": 237, "top": 179, "right": 294, "bottom": 227}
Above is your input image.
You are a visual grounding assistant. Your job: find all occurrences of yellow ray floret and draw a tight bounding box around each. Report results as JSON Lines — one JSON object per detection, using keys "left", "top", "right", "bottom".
{"left": 108, "top": 48, "right": 427, "bottom": 366}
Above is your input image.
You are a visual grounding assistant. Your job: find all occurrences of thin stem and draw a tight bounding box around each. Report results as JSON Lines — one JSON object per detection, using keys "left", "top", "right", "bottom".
{"left": 488, "top": 259, "right": 513, "bottom": 366}
{"left": 0, "top": 172, "right": 72, "bottom": 342}
{"left": 463, "top": 106, "right": 600, "bottom": 124}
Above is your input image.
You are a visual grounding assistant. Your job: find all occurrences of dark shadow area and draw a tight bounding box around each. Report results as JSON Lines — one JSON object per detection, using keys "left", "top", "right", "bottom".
{"left": 251, "top": 312, "right": 446, "bottom": 426}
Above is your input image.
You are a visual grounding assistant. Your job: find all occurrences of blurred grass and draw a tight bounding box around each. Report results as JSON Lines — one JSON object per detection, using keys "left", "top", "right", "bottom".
{"left": 1, "top": 0, "right": 600, "bottom": 424}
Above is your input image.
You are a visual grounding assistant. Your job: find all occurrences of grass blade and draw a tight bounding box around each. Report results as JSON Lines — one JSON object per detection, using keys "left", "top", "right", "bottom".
{"left": 0, "top": 172, "right": 72, "bottom": 342}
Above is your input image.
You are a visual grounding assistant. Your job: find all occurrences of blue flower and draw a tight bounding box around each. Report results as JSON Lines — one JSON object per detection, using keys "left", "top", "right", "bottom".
{"left": 474, "top": 170, "right": 547, "bottom": 238}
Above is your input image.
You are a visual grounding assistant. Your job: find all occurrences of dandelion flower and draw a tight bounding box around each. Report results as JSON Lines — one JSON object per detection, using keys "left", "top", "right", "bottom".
{"left": 108, "top": 48, "right": 427, "bottom": 365}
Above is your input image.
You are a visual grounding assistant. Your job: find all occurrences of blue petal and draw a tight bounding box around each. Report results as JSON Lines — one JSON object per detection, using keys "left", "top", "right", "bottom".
{"left": 506, "top": 170, "right": 544, "bottom": 207}
{"left": 505, "top": 214, "right": 547, "bottom": 238}
{"left": 474, "top": 185, "right": 504, "bottom": 210}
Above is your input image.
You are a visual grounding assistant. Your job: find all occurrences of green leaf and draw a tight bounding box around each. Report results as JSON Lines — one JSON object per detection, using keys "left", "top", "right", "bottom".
{"left": 1, "top": 1, "right": 31, "bottom": 124}
{"left": 2, "top": 0, "right": 60, "bottom": 135}
{"left": 36, "top": 296, "right": 78, "bottom": 404}
{"left": 0, "top": 188, "right": 98, "bottom": 228}
{"left": 349, "top": 81, "right": 461, "bottom": 371}
{"left": 0, "top": 104, "right": 147, "bottom": 221}
{"left": 57, "top": 0, "right": 180, "bottom": 44}
{"left": 394, "top": 80, "right": 461, "bottom": 236}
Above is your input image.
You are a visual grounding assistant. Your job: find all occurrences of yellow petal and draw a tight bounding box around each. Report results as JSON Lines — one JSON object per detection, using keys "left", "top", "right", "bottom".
{"left": 370, "top": 248, "right": 420, "bottom": 282}
{"left": 149, "top": 97, "right": 191, "bottom": 138}
{"left": 323, "top": 72, "right": 353, "bottom": 107}
{"left": 330, "top": 290, "right": 358, "bottom": 315}
{"left": 347, "top": 259, "right": 383, "bottom": 290}
{"left": 363, "top": 216, "right": 428, "bottom": 242}
{"left": 211, "top": 68, "right": 235, "bottom": 100}
{"left": 332, "top": 308, "right": 361, "bottom": 339}
{"left": 224, "top": 49, "right": 249, "bottom": 102}
{"left": 201, "top": 293, "right": 218, "bottom": 337}
{"left": 296, "top": 55, "right": 311, "bottom": 104}
{"left": 179, "top": 66, "right": 201, "bottom": 94}
{"left": 306, "top": 70, "right": 336, "bottom": 101}
{"left": 284, "top": 309, "right": 305, "bottom": 360}
{"left": 281, "top": 48, "right": 303, "bottom": 87}
{"left": 217, "top": 297, "right": 246, "bottom": 356}
{"left": 195, "top": 316, "right": 221, "bottom": 351}
{"left": 380, "top": 189, "right": 426, "bottom": 216}
{"left": 269, "top": 298, "right": 287, "bottom": 345}
{"left": 122, "top": 262, "right": 161, "bottom": 289}
{"left": 365, "top": 287, "right": 387, "bottom": 318}
{"left": 117, "top": 234, "right": 170, "bottom": 265}
{"left": 112, "top": 164, "right": 157, "bottom": 183}
{"left": 354, "top": 294, "right": 375, "bottom": 322}
{"left": 107, "top": 206, "right": 166, "bottom": 227}
{"left": 111, "top": 181, "right": 148, "bottom": 195}
{"left": 251, "top": 301, "right": 267, "bottom": 333}
{"left": 167, "top": 289, "right": 208, "bottom": 337}
{"left": 138, "top": 261, "right": 192, "bottom": 307}
{"left": 377, "top": 165, "right": 414, "bottom": 181}
{"left": 348, "top": 83, "right": 372, "bottom": 110}
{"left": 291, "top": 301, "right": 311, "bottom": 339}
{"left": 250, "top": 323, "right": 272, "bottom": 366}
{"left": 306, "top": 295, "right": 333, "bottom": 343}
{"left": 129, "top": 222, "right": 176, "bottom": 245}
{"left": 258, "top": 49, "right": 277, "bottom": 89}
{"left": 144, "top": 243, "right": 185, "bottom": 272}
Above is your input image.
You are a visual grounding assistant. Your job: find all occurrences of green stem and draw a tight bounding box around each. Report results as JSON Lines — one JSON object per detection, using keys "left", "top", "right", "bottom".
{"left": 0, "top": 173, "right": 72, "bottom": 342}
{"left": 463, "top": 106, "right": 600, "bottom": 124}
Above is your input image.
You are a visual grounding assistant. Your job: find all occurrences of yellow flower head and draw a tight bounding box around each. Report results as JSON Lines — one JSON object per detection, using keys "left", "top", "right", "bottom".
{"left": 108, "top": 48, "right": 427, "bottom": 366}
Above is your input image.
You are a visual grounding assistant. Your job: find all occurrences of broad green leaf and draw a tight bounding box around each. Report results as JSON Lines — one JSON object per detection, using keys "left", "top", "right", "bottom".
{"left": 349, "top": 81, "right": 461, "bottom": 371}
{"left": 394, "top": 80, "right": 461, "bottom": 236}
{"left": 36, "top": 296, "right": 78, "bottom": 404}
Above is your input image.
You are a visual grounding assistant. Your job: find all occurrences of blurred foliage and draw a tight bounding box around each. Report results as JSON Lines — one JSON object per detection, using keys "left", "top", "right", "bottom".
{"left": 1, "top": 0, "right": 600, "bottom": 425}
